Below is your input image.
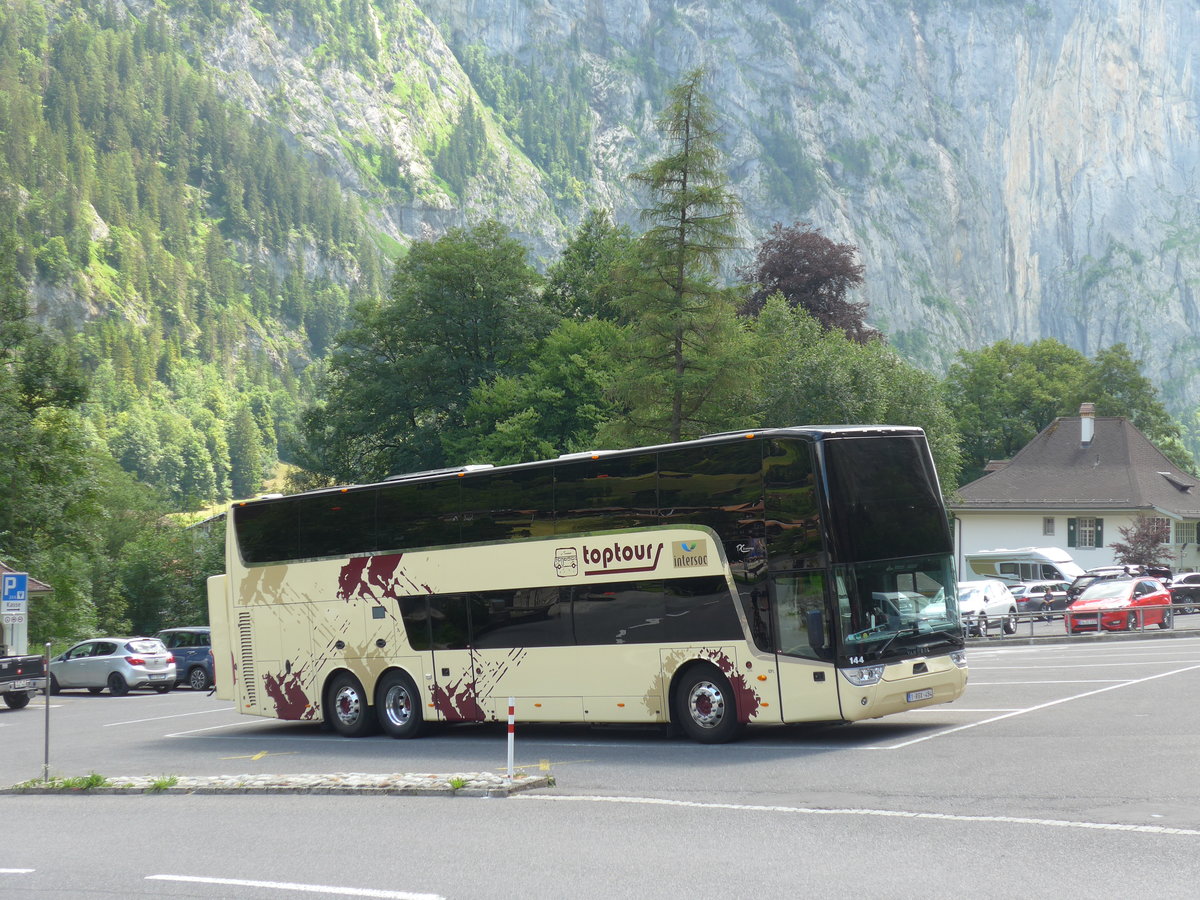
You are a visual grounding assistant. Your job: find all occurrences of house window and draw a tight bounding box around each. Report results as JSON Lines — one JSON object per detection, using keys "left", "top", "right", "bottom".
{"left": 1077, "top": 517, "right": 1098, "bottom": 548}
{"left": 1176, "top": 521, "right": 1197, "bottom": 545}
{"left": 1043, "top": 517, "right": 1055, "bottom": 536}
{"left": 1147, "top": 517, "right": 1171, "bottom": 542}
{"left": 1068, "top": 516, "right": 1104, "bottom": 549}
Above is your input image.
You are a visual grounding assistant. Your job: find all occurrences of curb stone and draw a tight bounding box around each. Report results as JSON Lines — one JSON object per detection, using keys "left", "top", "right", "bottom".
{"left": 2, "top": 772, "right": 553, "bottom": 797}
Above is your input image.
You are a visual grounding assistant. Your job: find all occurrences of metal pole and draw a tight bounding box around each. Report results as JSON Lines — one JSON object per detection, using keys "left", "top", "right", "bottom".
{"left": 43, "top": 642, "right": 50, "bottom": 782}
{"left": 506, "top": 697, "right": 515, "bottom": 780}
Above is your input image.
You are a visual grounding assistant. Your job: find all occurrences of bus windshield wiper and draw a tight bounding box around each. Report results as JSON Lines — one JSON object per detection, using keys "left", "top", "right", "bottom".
{"left": 875, "top": 622, "right": 919, "bottom": 660}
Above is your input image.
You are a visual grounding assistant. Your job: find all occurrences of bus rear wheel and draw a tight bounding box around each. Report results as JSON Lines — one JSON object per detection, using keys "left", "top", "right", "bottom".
{"left": 375, "top": 670, "right": 424, "bottom": 739}
{"left": 326, "top": 672, "right": 376, "bottom": 737}
{"left": 673, "top": 665, "right": 743, "bottom": 744}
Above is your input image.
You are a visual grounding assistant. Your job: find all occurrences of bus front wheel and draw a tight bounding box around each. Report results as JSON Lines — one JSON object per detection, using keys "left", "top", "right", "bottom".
{"left": 326, "top": 672, "right": 376, "bottom": 738}
{"left": 673, "top": 665, "right": 743, "bottom": 744}
{"left": 375, "top": 670, "right": 424, "bottom": 739}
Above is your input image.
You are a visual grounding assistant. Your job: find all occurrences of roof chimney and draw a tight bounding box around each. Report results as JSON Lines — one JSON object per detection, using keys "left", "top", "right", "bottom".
{"left": 1080, "top": 402, "right": 1095, "bottom": 447}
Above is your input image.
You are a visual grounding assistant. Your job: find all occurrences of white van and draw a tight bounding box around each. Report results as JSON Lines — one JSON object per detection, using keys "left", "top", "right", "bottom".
{"left": 964, "top": 547, "right": 1085, "bottom": 584}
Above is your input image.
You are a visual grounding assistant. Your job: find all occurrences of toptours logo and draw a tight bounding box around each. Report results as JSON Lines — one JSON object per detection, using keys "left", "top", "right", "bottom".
{"left": 562, "top": 540, "right": 664, "bottom": 577}
{"left": 672, "top": 540, "right": 709, "bottom": 568}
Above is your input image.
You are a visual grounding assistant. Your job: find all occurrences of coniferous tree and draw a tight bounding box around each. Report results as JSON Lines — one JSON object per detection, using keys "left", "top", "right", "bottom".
{"left": 607, "top": 68, "right": 752, "bottom": 444}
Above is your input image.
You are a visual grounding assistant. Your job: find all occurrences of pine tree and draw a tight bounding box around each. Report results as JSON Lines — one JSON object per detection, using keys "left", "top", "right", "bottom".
{"left": 608, "top": 68, "right": 751, "bottom": 444}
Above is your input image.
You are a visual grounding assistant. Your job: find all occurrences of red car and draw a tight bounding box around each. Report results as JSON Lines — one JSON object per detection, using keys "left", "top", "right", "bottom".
{"left": 1065, "top": 577, "right": 1173, "bottom": 634}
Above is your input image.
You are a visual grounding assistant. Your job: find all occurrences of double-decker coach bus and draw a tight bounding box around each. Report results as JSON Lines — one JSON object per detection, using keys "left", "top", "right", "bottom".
{"left": 207, "top": 426, "right": 966, "bottom": 743}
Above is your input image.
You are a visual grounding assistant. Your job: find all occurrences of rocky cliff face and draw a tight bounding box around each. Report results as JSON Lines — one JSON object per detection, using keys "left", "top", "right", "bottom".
{"left": 132, "top": 0, "right": 1200, "bottom": 413}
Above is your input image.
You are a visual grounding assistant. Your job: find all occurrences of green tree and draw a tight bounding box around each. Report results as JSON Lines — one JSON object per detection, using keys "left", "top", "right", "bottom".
{"left": 296, "top": 220, "right": 550, "bottom": 482}
{"left": 607, "top": 68, "right": 751, "bottom": 444}
{"left": 228, "top": 402, "right": 265, "bottom": 498}
{"left": 752, "top": 296, "right": 962, "bottom": 493}
{"left": 543, "top": 209, "right": 634, "bottom": 320}
{"left": 446, "top": 317, "right": 626, "bottom": 465}
{"left": 945, "top": 339, "right": 1189, "bottom": 484}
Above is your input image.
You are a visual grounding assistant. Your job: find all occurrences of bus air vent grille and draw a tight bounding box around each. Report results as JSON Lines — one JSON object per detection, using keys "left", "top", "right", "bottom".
{"left": 238, "top": 612, "right": 256, "bottom": 705}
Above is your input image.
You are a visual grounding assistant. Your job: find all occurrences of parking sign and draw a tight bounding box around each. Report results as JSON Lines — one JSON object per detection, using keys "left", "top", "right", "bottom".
{"left": 2, "top": 573, "right": 27, "bottom": 613}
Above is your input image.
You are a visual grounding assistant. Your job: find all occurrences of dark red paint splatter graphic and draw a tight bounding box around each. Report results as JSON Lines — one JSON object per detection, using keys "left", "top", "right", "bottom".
{"left": 703, "top": 649, "right": 761, "bottom": 723}
{"left": 337, "top": 554, "right": 406, "bottom": 602}
{"left": 263, "top": 665, "right": 314, "bottom": 720}
{"left": 431, "top": 678, "right": 483, "bottom": 722}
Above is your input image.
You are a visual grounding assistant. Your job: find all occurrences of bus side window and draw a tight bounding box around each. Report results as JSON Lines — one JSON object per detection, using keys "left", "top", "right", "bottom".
{"left": 571, "top": 581, "right": 665, "bottom": 645}
{"left": 468, "top": 587, "right": 572, "bottom": 648}
{"left": 663, "top": 576, "right": 743, "bottom": 643}
{"left": 398, "top": 596, "right": 432, "bottom": 651}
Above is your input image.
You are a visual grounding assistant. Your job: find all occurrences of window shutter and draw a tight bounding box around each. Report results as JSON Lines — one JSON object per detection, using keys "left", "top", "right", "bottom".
{"left": 1095, "top": 518, "right": 1103, "bottom": 548}
{"left": 1067, "top": 518, "right": 1077, "bottom": 548}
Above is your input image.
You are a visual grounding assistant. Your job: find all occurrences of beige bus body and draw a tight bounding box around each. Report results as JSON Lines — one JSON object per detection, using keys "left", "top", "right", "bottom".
{"left": 212, "top": 522, "right": 966, "bottom": 730}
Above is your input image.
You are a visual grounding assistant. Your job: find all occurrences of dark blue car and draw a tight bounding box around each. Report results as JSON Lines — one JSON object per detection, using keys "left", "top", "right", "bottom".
{"left": 153, "top": 627, "right": 213, "bottom": 690}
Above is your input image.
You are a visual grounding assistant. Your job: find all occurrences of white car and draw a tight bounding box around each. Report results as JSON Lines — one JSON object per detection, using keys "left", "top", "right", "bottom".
{"left": 956, "top": 580, "right": 1019, "bottom": 636}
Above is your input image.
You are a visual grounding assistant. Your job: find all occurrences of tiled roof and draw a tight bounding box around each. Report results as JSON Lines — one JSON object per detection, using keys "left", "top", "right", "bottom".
{"left": 950, "top": 416, "right": 1200, "bottom": 516}
{"left": 0, "top": 562, "right": 53, "bottom": 595}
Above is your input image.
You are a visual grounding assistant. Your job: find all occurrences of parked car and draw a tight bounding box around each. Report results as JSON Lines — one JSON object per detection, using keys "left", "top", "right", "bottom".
{"left": 49, "top": 637, "right": 176, "bottom": 695}
{"left": 154, "top": 626, "right": 213, "bottom": 690}
{"left": 956, "top": 580, "right": 1019, "bottom": 636}
{"left": 1064, "top": 577, "right": 1173, "bottom": 634}
{"left": 1068, "top": 565, "right": 1172, "bottom": 601}
{"left": 1008, "top": 581, "right": 1072, "bottom": 619}
{"left": 1169, "top": 572, "right": 1200, "bottom": 613}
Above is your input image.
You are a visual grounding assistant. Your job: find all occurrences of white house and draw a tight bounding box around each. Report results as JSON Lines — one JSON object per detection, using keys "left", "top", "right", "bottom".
{"left": 948, "top": 403, "right": 1200, "bottom": 576}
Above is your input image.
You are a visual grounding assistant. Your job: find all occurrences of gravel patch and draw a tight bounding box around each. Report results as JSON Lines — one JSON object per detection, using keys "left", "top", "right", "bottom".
{"left": 3, "top": 771, "right": 552, "bottom": 797}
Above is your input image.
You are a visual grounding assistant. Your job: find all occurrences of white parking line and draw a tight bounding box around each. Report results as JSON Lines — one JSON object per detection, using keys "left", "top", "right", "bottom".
{"left": 875, "top": 663, "right": 1200, "bottom": 750}
{"left": 146, "top": 875, "right": 443, "bottom": 899}
{"left": 967, "top": 680, "right": 1127, "bottom": 685}
{"left": 517, "top": 794, "right": 1200, "bottom": 836}
{"left": 0, "top": 869, "right": 34, "bottom": 874}
{"left": 105, "top": 707, "right": 235, "bottom": 727}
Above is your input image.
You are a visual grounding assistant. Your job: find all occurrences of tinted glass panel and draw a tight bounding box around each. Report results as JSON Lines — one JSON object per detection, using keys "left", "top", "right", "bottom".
{"left": 399, "top": 596, "right": 432, "bottom": 651}
{"left": 468, "top": 587, "right": 572, "bottom": 648}
{"left": 571, "top": 580, "right": 665, "bottom": 645}
{"left": 298, "top": 489, "right": 378, "bottom": 558}
{"left": 377, "top": 480, "right": 461, "bottom": 551}
{"left": 663, "top": 576, "right": 743, "bottom": 642}
{"left": 763, "top": 438, "right": 822, "bottom": 569}
{"left": 822, "top": 435, "right": 950, "bottom": 562}
{"left": 658, "top": 442, "right": 764, "bottom": 560}
{"left": 429, "top": 595, "right": 470, "bottom": 650}
{"left": 234, "top": 498, "right": 299, "bottom": 564}
{"left": 460, "top": 468, "right": 555, "bottom": 543}
{"left": 554, "top": 454, "right": 657, "bottom": 535}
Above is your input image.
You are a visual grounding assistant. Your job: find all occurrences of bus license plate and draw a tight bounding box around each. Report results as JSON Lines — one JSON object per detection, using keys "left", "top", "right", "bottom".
{"left": 906, "top": 688, "right": 934, "bottom": 703}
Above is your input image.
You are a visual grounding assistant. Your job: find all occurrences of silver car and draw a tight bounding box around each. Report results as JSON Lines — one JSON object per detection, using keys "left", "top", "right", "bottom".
{"left": 49, "top": 638, "right": 176, "bottom": 695}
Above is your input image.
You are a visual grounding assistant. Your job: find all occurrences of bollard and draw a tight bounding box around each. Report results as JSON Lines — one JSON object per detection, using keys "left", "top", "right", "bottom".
{"left": 43, "top": 642, "right": 51, "bottom": 782}
{"left": 506, "top": 697, "right": 515, "bottom": 780}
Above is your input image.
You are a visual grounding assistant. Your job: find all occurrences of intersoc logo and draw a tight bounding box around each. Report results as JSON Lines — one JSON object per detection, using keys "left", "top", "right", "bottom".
{"left": 672, "top": 540, "right": 709, "bottom": 569}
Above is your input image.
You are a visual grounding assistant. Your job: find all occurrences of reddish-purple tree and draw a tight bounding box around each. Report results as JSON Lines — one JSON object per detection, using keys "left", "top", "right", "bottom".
{"left": 739, "top": 222, "right": 876, "bottom": 342}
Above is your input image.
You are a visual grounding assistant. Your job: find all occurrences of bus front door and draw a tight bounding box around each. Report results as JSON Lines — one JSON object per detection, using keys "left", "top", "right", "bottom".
{"left": 771, "top": 574, "right": 843, "bottom": 722}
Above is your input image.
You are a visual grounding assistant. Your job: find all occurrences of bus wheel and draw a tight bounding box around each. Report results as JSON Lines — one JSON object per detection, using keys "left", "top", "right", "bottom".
{"left": 673, "top": 666, "right": 743, "bottom": 744}
{"left": 375, "top": 670, "right": 424, "bottom": 739}
{"left": 326, "top": 673, "right": 375, "bottom": 738}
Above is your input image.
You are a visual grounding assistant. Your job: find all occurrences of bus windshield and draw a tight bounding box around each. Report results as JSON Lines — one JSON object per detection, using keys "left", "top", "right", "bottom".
{"left": 835, "top": 554, "right": 960, "bottom": 661}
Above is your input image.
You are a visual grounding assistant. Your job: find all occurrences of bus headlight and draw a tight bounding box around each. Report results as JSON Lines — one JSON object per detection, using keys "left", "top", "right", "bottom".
{"left": 950, "top": 650, "right": 967, "bottom": 668}
{"left": 841, "top": 664, "right": 886, "bottom": 686}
